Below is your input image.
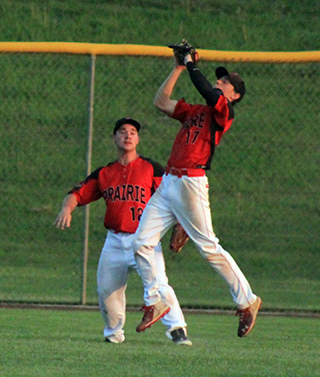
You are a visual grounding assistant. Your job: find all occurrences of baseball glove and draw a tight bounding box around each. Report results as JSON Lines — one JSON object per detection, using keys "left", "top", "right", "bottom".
{"left": 168, "top": 39, "right": 198, "bottom": 66}
{"left": 169, "top": 223, "right": 190, "bottom": 253}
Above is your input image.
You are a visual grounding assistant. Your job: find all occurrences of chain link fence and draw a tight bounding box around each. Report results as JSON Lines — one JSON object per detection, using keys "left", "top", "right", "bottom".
{"left": 1, "top": 47, "right": 319, "bottom": 311}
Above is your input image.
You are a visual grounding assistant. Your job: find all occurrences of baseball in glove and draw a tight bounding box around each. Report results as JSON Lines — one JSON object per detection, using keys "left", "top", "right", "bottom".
{"left": 168, "top": 39, "right": 199, "bottom": 66}
{"left": 169, "top": 223, "right": 190, "bottom": 253}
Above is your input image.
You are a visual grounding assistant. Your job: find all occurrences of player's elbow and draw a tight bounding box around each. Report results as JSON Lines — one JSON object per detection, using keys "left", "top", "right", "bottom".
{"left": 154, "top": 96, "right": 176, "bottom": 116}
{"left": 153, "top": 95, "right": 165, "bottom": 110}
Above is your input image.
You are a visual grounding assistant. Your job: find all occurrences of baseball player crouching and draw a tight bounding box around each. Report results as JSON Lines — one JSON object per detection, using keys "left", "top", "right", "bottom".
{"left": 132, "top": 42, "right": 261, "bottom": 338}
{"left": 54, "top": 117, "right": 191, "bottom": 345}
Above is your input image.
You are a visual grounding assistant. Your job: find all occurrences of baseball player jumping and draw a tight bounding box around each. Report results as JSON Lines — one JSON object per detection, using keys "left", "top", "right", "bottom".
{"left": 132, "top": 42, "right": 261, "bottom": 338}
{"left": 54, "top": 117, "right": 192, "bottom": 345}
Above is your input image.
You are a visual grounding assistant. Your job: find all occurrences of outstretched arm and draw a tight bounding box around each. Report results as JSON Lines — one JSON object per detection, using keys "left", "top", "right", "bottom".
{"left": 54, "top": 193, "right": 78, "bottom": 229}
{"left": 153, "top": 58, "right": 186, "bottom": 117}
{"left": 184, "top": 54, "right": 221, "bottom": 107}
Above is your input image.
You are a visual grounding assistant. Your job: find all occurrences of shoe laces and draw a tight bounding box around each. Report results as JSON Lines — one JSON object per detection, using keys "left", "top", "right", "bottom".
{"left": 236, "top": 308, "right": 248, "bottom": 322}
{"left": 140, "top": 305, "right": 153, "bottom": 319}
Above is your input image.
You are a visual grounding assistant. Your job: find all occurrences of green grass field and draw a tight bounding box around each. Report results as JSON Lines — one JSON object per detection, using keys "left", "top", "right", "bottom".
{"left": 1, "top": 308, "right": 320, "bottom": 377}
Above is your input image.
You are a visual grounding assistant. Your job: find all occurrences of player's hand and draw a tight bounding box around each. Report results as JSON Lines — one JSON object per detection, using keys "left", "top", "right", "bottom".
{"left": 54, "top": 194, "right": 78, "bottom": 229}
{"left": 54, "top": 211, "right": 72, "bottom": 229}
{"left": 168, "top": 39, "right": 198, "bottom": 67}
{"left": 173, "top": 54, "right": 187, "bottom": 70}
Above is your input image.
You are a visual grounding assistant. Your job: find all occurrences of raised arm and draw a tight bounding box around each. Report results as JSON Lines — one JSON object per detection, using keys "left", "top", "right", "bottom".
{"left": 54, "top": 193, "right": 78, "bottom": 229}
{"left": 184, "top": 54, "right": 221, "bottom": 107}
{"left": 153, "top": 59, "right": 186, "bottom": 117}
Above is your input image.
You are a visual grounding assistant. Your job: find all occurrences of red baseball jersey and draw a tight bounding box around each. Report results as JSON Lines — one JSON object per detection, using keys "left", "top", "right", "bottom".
{"left": 167, "top": 96, "right": 234, "bottom": 170}
{"left": 69, "top": 156, "right": 164, "bottom": 233}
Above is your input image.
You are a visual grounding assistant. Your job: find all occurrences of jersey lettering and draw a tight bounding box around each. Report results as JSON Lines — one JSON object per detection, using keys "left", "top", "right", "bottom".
{"left": 103, "top": 184, "right": 146, "bottom": 204}
{"left": 190, "top": 115, "right": 198, "bottom": 127}
{"left": 135, "top": 185, "right": 140, "bottom": 202}
{"left": 114, "top": 186, "right": 121, "bottom": 201}
{"left": 184, "top": 112, "right": 206, "bottom": 144}
{"left": 130, "top": 206, "right": 144, "bottom": 222}
{"left": 127, "top": 185, "right": 134, "bottom": 201}
{"left": 186, "top": 130, "right": 200, "bottom": 144}
{"left": 187, "top": 112, "right": 205, "bottom": 129}
{"left": 121, "top": 185, "right": 126, "bottom": 200}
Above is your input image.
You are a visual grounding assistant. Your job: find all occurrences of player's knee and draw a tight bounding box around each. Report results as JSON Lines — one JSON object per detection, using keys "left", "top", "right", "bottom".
{"left": 195, "top": 238, "right": 221, "bottom": 257}
{"left": 132, "top": 237, "right": 155, "bottom": 255}
{"left": 97, "top": 287, "right": 111, "bottom": 301}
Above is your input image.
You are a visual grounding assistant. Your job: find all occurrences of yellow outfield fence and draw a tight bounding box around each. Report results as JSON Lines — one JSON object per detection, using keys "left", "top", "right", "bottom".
{"left": 0, "top": 41, "right": 319, "bottom": 62}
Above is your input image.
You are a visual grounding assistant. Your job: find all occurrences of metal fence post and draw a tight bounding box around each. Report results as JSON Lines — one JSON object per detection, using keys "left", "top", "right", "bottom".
{"left": 81, "top": 54, "right": 96, "bottom": 305}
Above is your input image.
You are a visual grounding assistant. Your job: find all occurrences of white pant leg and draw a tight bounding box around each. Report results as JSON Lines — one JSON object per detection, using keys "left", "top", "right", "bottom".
{"left": 99, "top": 230, "right": 187, "bottom": 339}
{"left": 168, "top": 175, "right": 256, "bottom": 309}
{"left": 97, "top": 231, "right": 129, "bottom": 341}
{"left": 153, "top": 243, "right": 187, "bottom": 335}
{"left": 132, "top": 184, "right": 177, "bottom": 306}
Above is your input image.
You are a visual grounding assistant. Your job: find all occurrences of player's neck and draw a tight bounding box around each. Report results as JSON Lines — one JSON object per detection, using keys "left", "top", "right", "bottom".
{"left": 117, "top": 150, "right": 139, "bottom": 166}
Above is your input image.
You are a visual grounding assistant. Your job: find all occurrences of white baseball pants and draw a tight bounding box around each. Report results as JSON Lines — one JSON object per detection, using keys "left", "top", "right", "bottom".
{"left": 132, "top": 173, "right": 257, "bottom": 310}
{"left": 97, "top": 230, "right": 187, "bottom": 342}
